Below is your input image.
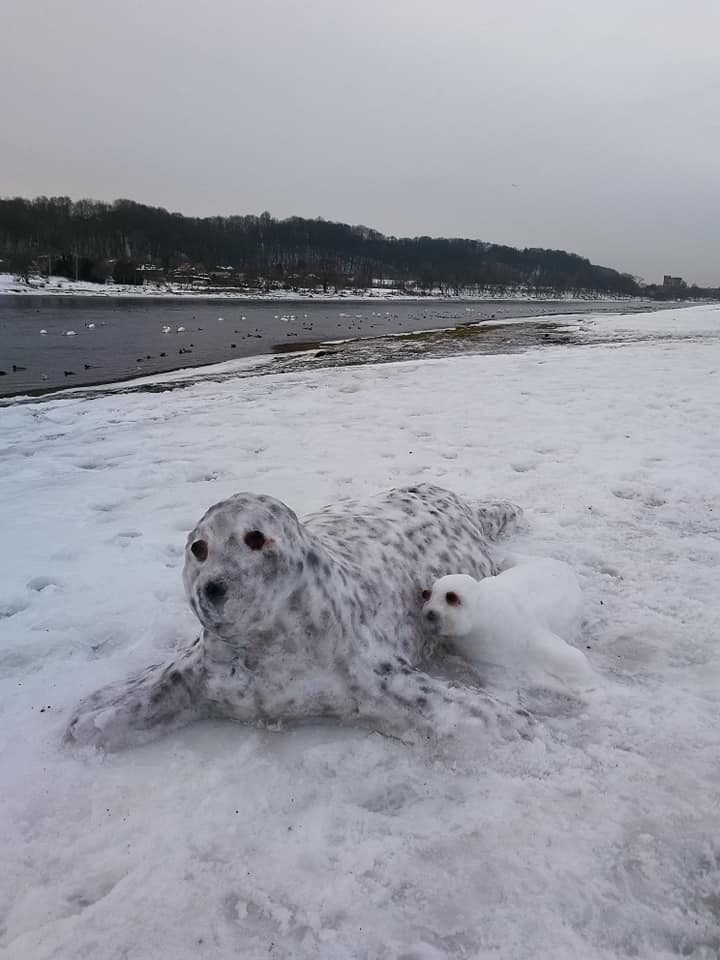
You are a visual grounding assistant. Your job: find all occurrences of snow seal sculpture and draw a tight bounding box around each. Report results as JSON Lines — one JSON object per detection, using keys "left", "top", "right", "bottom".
{"left": 66, "top": 484, "right": 529, "bottom": 750}
{"left": 422, "top": 564, "right": 593, "bottom": 687}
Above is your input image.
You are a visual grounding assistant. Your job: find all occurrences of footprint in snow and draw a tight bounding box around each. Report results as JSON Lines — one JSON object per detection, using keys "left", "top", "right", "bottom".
{"left": 64, "top": 872, "right": 124, "bottom": 915}
{"left": 111, "top": 531, "right": 143, "bottom": 547}
{"left": 187, "top": 469, "right": 222, "bottom": 483}
{"left": 26, "top": 576, "right": 62, "bottom": 592}
{"left": 0, "top": 598, "right": 29, "bottom": 619}
{"left": 90, "top": 501, "right": 123, "bottom": 513}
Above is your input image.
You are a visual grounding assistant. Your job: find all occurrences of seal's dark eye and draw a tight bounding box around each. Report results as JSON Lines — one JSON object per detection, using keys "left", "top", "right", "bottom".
{"left": 244, "top": 530, "right": 266, "bottom": 551}
{"left": 421, "top": 589, "right": 431, "bottom": 602}
{"left": 445, "top": 591, "right": 460, "bottom": 606}
{"left": 191, "top": 539, "right": 208, "bottom": 561}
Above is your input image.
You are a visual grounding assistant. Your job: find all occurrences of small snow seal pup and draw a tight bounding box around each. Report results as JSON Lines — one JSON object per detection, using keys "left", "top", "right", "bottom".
{"left": 422, "top": 559, "right": 593, "bottom": 688}
{"left": 66, "top": 484, "right": 530, "bottom": 750}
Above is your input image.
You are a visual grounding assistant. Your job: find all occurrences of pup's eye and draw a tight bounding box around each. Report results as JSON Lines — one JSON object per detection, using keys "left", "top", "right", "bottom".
{"left": 421, "top": 589, "right": 431, "bottom": 602}
{"left": 445, "top": 591, "right": 460, "bottom": 606}
{"left": 244, "top": 530, "right": 266, "bottom": 551}
{"left": 191, "top": 539, "right": 208, "bottom": 561}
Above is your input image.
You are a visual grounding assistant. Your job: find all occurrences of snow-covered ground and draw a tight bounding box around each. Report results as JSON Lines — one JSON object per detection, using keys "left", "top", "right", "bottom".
{"left": 565, "top": 306, "right": 720, "bottom": 341}
{"left": 1, "top": 305, "right": 719, "bottom": 959}
{"left": 0, "top": 271, "right": 639, "bottom": 303}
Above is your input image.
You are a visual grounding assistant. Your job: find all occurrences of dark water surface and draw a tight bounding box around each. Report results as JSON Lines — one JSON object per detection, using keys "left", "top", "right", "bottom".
{"left": 0, "top": 296, "right": 662, "bottom": 397}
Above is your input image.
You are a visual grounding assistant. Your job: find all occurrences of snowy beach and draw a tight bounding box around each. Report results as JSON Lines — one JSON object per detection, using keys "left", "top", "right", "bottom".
{"left": 1, "top": 303, "right": 719, "bottom": 959}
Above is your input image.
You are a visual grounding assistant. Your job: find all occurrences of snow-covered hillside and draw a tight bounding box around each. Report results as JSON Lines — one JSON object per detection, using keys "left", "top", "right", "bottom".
{"left": 1, "top": 305, "right": 719, "bottom": 959}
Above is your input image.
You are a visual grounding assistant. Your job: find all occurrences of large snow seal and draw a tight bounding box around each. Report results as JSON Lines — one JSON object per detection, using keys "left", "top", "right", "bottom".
{"left": 66, "top": 484, "right": 529, "bottom": 750}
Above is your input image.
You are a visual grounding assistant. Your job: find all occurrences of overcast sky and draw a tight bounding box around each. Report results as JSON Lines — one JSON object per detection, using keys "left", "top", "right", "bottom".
{"left": 2, "top": 0, "right": 718, "bottom": 284}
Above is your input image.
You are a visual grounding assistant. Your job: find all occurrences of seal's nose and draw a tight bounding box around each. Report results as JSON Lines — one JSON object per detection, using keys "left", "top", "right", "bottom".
{"left": 425, "top": 609, "right": 438, "bottom": 623}
{"left": 204, "top": 579, "right": 227, "bottom": 604}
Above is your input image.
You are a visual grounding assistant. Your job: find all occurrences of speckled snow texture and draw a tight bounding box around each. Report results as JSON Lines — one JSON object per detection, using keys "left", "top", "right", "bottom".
{"left": 66, "top": 485, "right": 524, "bottom": 750}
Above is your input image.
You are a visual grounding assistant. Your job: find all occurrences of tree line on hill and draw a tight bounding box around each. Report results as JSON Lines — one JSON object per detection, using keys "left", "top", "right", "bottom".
{"left": 0, "top": 195, "right": 716, "bottom": 300}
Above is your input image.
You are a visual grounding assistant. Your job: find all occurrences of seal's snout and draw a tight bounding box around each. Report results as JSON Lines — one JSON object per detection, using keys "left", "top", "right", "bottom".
{"left": 204, "top": 579, "right": 228, "bottom": 604}
{"left": 425, "top": 609, "right": 438, "bottom": 623}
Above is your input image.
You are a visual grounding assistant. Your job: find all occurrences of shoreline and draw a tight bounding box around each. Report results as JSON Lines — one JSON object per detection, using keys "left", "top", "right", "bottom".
{"left": 1, "top": 315, "right": 567, "bottom": 403}
{"left": 0, "top": 301, "right": 707, "bottom": 405}
{"left": 0, "top": 273, "right": 651, "bottom": 304}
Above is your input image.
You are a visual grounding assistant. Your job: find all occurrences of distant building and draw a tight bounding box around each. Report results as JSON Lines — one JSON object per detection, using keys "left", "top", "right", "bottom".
{"left": 663, "top": 274, "right": 684, "bottom": 288}
{"left": 138, "top": 265, "right": 165, "bottom": 281}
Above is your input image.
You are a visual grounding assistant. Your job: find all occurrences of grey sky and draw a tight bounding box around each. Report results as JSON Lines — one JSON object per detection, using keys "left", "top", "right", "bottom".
{"left": 2, "top": 0, "right": 718, "bottom": 284}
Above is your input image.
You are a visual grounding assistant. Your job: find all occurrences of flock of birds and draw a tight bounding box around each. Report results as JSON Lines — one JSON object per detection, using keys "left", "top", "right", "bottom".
{"left": 2, "top": 308, "right": 478, "bottom": 384}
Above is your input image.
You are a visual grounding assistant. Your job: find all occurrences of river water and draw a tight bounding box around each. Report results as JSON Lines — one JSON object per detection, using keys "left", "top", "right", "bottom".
{"left": 0, "top": 296, "right": 661, "bottom": 397}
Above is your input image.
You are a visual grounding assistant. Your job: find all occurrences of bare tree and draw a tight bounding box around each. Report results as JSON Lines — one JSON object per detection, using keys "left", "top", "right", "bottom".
{"left": 10, "top": 251, "right": 33, "bottom": 284}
